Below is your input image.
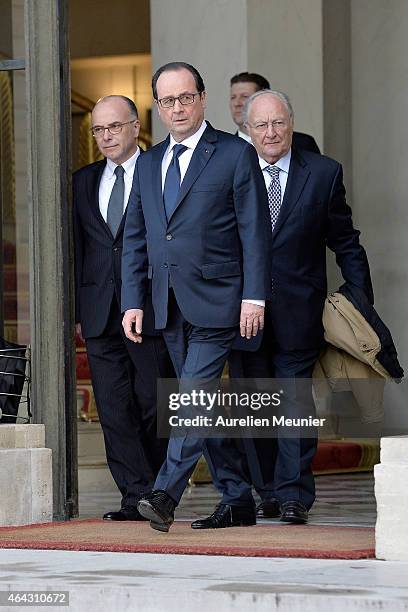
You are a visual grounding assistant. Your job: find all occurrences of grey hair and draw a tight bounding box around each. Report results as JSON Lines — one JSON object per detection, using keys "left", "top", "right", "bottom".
{"left": 243, "top": 89, "right": 294, "bottom": 125}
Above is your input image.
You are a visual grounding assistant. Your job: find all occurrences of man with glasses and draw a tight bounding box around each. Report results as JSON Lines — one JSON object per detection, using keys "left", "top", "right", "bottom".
{"left": 122, "top": 62, "right": 271, "bottom": 532}
{"left": 73, "top": 95, "right": 174, "bottom": 522}
{"left": 226, "top": 89, "right": 373, "bottom": 524}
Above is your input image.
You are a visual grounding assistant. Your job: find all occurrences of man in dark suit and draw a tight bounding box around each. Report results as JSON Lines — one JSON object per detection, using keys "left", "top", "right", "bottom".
{"left": 122, "top": 62, "right": 271, "bottom": 532}
{"left": 73, "top": 95, "right": 174, "bottom": 521}
{"left": 229, "top": 72, "right": 320, "bottom": 154}
{"left": 220, "top": 89, "right": 373, "bottom": 524}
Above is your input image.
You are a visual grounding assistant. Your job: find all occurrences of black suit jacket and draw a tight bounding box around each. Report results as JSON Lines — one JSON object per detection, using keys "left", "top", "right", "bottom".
{"left": 73, "top": 158, "right": 157, "bottom": 339}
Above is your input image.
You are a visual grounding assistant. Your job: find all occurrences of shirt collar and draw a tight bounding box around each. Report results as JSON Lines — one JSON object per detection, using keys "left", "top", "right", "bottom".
{"left": 237, "top": 129, "right": 252, "bottom": 143}
{"left": 105, "top": 147, "right": 140, "bottom": 177}
{"left": 168, "top": 120, "right": 207, "bottom": 154}
{"left": 259, "top": 147, "right": 292, "bottom": 174}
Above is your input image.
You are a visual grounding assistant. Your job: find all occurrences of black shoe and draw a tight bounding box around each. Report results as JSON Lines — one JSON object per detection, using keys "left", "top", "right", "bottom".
{"left": 103, "top": 506, "right": 147, "bottom": 521}
{"left": 256, "top": 499, "right": 281, "bottom": 519}
{"left": 137, "top": 490, "right": 176, "bottom": 532}
{"left": 280, "top": 500, "right": 308, "bottom": 524}
{"left": 191, "top": 504, "right": 256, "bottom": 529}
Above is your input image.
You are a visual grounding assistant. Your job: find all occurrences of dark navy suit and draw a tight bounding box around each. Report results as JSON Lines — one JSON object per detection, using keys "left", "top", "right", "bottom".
{"left": 122, "top": 123, "right": 271, "bottom": 505}
{"left": 230, "top": 148, "right": 373, "bottom": 509}
{"left": 73, "top": 158, "right": 174, "bottom": 508}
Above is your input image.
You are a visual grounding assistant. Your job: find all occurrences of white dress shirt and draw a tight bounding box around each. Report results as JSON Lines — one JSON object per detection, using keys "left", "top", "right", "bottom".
{"left": 161, "top": 120, "right": 262, "bottom": 308}
{"left": 259, "top": 148, "right": 291, "bottom": 198}
{"left": 99, "top": 148, "right": 140, "bottom": 221}
{"left": 161, "top": 120, "right": 207, "bottom": 189}
{"left": 237, "top": 130, "right": 292, "bottom": 195}
{"left": 237, "top": 129, "right": 252, "bottom": 143}
{"left": 244, "top": 149, "right": 292, "bottom": 307}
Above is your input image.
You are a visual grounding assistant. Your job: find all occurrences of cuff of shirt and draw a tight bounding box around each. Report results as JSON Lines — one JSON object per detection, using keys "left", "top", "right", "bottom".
{"left": 242, "top": 299, "right": 265, "bottom": 307}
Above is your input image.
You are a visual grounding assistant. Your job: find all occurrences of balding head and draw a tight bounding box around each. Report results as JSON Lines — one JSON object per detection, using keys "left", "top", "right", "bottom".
{"left": 91, "top": 96, "right": 140, "bottom": 164}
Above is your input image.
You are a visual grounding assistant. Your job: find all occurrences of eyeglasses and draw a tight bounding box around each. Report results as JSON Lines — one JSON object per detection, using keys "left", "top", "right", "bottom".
{"left": 157, "top": 93, "right": 200, "bottom": 108}
{"left": 91, "top": 120, "right": 136, "bottom": 138}
{"left": 246, "top": 119, "right": 289, "bottom": 133}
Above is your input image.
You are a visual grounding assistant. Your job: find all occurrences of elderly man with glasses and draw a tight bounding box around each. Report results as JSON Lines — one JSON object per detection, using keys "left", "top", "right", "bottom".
{"left": 73, "top": 95, "right": 174, "bottom": 522}
{"left": 224, "top": 89, "right": 373, "bottom": 524}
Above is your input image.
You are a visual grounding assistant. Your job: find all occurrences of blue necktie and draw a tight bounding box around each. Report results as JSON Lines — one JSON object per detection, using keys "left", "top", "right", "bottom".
{"left": 107, "top": 165, "right": 125, "bottom": 237}
{"left": 163, "top": 144, "right": 187, "bottom": 220}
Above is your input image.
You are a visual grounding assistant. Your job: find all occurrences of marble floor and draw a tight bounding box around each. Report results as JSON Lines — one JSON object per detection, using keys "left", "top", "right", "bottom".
{"left": 79, "top": 472, "right": 376, "bottom": 527}
{"left": 2, "top": 472, "right": 393, "bottom": 611}
{"left": 1, "top": 549, "right": 407, "bottom": 612}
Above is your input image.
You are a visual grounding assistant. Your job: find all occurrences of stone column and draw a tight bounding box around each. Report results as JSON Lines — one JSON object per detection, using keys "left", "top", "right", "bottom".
{"left": 150, "top": 0, "right": 247, "bottom": 143}
{"left": 247, "top": 0, "right": 324, "bottom": 148}
{"left": 24, "top": 0, "right": 77, "bottom": 520}
{"left": 0, "top": 425, "right": 52, "bottom": 526}
{"left": 150, "top": 0, "right": 325, "bottom": 144}
{"left": 375, "top": 436, "right": 408, "bottom": 560}
{"left": 350, "top": 0, "right": 408, "bottom": 432}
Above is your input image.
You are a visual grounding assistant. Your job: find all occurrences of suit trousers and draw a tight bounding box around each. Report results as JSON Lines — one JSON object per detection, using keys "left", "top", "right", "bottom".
{"left": 85, "top": 298, "right": 174, "bottom": 507}
{"left": 154, "top": 291, "right": 255, "bottom": 506}
{"left": 228, "top": 304, "right": 320, "bottom": 509}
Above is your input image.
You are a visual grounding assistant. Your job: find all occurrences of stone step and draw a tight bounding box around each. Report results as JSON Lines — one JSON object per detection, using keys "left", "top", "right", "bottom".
{"left": 375, "top": 436, "right": 408, "bottom": 560}
{"left": 0, "top": 424, "right": 45, "bottom": 448}
{"left": 380, "top": 435, "right": 408, "bottom": 464}
{"left": 0, "top": 448, "right": 52, "bottom": 526}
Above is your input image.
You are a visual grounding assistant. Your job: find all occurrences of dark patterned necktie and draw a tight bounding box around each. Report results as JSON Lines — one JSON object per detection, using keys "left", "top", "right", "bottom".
{"left": 107, "top": 165, "right": 125, "bottom": 237}
{"left": 163, "top": 144, "right": 187, "bottom": 220}
{"left": 265, "top": 165, "right": 281, "bottom": 230}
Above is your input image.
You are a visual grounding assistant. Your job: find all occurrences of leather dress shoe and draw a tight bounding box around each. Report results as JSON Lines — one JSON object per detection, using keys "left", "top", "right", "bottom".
{"left": 280, "top": 500, "right": 308, "bottom": 524}
{"left": 137, "top": 490, "right": 176, "bottom": 532}
{"left": 256, "top": 499, "right": 281, "bottom": 519}
{"left": 191, "top": 503, "right": 256, "bottom": 529}
{"left": 103, "top": 506, "right": 147, "bottom": 521}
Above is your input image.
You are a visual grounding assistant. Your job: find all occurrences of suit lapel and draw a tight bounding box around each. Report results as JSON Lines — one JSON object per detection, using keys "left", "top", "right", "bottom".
{"left": 87, "top": 160, "right": 114, "bottom": 239}
{"left": 167, "top": 125, "right": 217, "bottom": 223}
{"left": 272, "top": 150, "right": 310, "bottom": 238}
{"left": 152, "top": 137, "right": 170, "bottom": 228}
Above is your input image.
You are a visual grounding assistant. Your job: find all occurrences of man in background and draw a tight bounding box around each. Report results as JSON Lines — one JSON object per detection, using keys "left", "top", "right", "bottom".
{"left": 229, "top": 71, "right": 320, "bottom": 153}
{"left": 73, "top": 95, "right": 174, "bottom": 521}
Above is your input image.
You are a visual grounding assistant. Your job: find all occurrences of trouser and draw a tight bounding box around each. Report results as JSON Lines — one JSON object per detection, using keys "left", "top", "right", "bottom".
{"left": 154, "top": 291, "right": 254, "bottom": 506}
{"left": 228, "top": 306, "right": 320, "bottom": 509}
{"left": 85, "top": 299, "right": 174, "bottom": 507}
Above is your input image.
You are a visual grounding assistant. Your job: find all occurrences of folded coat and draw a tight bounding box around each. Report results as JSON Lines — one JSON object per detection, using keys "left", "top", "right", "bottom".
{"left": 313, "top": 291, "right": 403, "bottom": 423}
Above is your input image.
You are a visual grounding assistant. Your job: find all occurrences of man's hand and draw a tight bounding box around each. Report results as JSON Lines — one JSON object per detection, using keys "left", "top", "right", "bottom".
{"left": 75, "top": 323, "right": 84, "bottom": 342}
{"left": 240, "top": 302, "right": 265, "bottom": 339}
{"left": 122, "top": 309, "right": 144, "bottom": 343}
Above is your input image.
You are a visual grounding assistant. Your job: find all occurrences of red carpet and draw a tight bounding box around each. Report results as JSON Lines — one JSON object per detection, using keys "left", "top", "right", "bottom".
{"left": 0, "top": 520, "right": 374, "bottom": 559}
{"left": 191, "top": 439, "right": 379, "bottom": 484}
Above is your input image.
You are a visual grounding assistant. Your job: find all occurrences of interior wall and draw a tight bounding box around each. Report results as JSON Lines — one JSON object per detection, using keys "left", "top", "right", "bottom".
{"left": 71, "top": 55, "right": 152, "bottom": 128}
{"left": 69, "top": 0, "right": 152, "bottom": 167}
{"left": 69, "top": 0, "right": 150, "bottom": 58}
